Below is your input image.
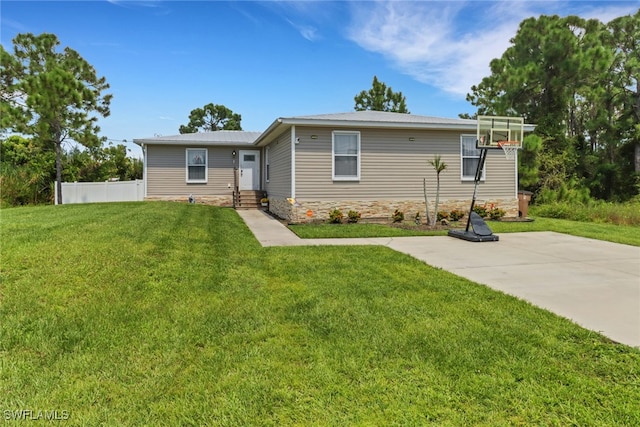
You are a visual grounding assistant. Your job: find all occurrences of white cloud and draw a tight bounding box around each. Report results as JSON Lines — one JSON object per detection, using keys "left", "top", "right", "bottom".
{"left": 106, "top": 0, "right": 164, "bottom": 8}
{"left": 257, "top": 1, "right": 330, "bottom": 42}
{"left": 577, "top": 3, "right": 639, "bottom": 23}
{"left": 286, "top": 19, "right": 320, "bottom": 41}
{"left": 106, "top": 0, "right": 171, "bottom": 16}
{"left": 346, "top": 1, "right": 526, "bottom": 96}
{"left": 346, "top": 0, "right": 639, "bottom": 97}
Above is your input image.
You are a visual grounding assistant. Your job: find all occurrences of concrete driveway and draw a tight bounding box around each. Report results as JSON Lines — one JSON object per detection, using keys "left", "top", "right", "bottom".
{"left": 237, "top": 210, "right": 640, "bottom": 348}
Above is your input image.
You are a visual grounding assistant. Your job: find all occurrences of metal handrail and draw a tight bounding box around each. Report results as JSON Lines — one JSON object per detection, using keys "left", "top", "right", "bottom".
{"left": 233, "top": 167, "right": 239, "bottom": 208}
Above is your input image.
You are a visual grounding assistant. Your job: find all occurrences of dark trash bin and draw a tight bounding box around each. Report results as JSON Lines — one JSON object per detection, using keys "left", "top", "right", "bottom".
{"left": 518, "top": 191, "right": 533, "bottom": 218}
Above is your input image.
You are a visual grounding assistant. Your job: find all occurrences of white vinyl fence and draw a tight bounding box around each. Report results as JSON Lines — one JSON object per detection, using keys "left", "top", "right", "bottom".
{"left": 55, "top": 180, "right": 144, "bottom": 204}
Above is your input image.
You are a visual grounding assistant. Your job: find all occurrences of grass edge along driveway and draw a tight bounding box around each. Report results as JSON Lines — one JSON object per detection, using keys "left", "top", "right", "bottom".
{"left": 1, "top": 202, "right": 639, "bottom": 426}
{"left": 289, "top": 217, "right": 640, "bottom": 247}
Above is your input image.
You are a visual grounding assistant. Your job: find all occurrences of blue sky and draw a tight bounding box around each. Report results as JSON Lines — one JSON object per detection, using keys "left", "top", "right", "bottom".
{"left": 2, "top": 1, "right": 638, "bottom": 157}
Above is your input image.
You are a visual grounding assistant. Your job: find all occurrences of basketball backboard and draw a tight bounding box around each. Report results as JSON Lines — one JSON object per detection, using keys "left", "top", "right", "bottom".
{"left": 477, "top": 115, "right": 524, "bottom": 149}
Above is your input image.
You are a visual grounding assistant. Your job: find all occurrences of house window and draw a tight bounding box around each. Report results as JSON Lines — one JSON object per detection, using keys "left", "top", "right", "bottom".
{"left": 186, "top": 148, "right": 207, "bottom": 183}
{"left": 265, "top": 147, "right": 270, "bottom": 182}
{"left": 332, "top": 131, "right": 360, "bottom": 180}
{"left": 461, "top": 135, "right": 484, "bottom": 180}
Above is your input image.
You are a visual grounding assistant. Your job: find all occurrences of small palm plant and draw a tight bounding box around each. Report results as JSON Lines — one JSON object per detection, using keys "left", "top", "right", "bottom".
{"left": 429, "top": 155, "right": 448, "bottom": 226}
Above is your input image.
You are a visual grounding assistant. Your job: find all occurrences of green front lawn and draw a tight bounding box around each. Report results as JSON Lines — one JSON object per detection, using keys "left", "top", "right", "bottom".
{"left": 2, "top": 202, "right": 639, "bottom": 425}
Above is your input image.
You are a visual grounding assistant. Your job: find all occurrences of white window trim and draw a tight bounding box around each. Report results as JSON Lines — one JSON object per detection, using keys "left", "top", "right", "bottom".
{"left": 460, "top": 134, "right": 485, "bottom": 181}
{"left": 332, "top": 130, "right": 361, "bottom": 181}
{"left": 185, "top": 148, "right": 208, "bottom": 183}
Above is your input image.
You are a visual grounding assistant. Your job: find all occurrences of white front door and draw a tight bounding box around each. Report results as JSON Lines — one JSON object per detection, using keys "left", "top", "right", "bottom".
{"left": 239, "top": 150, "right": 260, "bottom": 190}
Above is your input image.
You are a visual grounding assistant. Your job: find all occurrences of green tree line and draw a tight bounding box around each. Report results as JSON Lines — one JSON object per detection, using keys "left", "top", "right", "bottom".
{"left": 1, "top": 135, "right": 142, "bottom": 206}
{"left": 467, "top": 11, "right": 639, "bottom": 202}
{"left": 1, "top": 32, "right": 142, "bottom": 207}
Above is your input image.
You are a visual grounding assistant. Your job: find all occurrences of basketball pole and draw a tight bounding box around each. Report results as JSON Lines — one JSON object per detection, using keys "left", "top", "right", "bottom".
{"left": 450, "top": 116, "right": 523, "bottom": 242}
{"left": 465, "top": 147, "right": 488, "bottom": 232}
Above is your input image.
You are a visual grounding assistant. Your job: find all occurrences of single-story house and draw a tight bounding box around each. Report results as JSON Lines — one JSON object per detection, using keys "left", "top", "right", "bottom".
{"left": 134, "top": 111, "right": 535, "bottom": 223}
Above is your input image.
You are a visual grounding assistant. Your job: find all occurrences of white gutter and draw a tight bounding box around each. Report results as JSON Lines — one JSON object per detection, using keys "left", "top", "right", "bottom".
{"left": 254, "top": 117, "right": 284, "bottom": 146}
{"left": 278, "top": 116, "right": 536, "bottom": 131}
{"left": 280, "top": 118, "right": 480, "bottom": 130}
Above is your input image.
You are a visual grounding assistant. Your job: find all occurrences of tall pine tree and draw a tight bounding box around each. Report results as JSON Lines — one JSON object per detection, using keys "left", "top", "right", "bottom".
{"left": 2, "top": 33, "right": 112, "bottom": 204}
{"left": 467, "top": 12, "right": 639, "bottom": 201}
{"left": 354, "top": 76, "right": 409, "bottom": 113}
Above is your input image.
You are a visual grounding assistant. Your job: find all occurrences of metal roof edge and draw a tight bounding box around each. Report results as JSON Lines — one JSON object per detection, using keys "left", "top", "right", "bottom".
{"left": 133, "top": 139, "right": 256, "bottom": 146}
{"left": 280, "top": 117, "right": 479, "bottom": 130}
{"left": 253, "top": 118, "right": 287, "bottom": 147}
{"left": 133, "top": 130, "right": 262, "bottom": 146}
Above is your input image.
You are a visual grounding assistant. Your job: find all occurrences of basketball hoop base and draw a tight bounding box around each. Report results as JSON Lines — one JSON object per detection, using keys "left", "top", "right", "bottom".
{"left": 448, "top": 212, "right": 499, "bottom": 242}
{"left": 448, "top": 229, "right": 499, "bottom": 242}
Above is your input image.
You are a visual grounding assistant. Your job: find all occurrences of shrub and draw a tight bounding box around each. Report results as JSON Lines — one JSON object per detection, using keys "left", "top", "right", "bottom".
{"left": 449, "top": 209, "right": 465, "bottom": 221}
{"left": 392, "top": 209, "right": 404, "bottom": 223}
{"left": 532, "top": 203, "right": 572, "bottom": 220}
{"left": 488, "top": 207, "right": 506, "bottom": 220}
{"left": 347, "top": 210, "right": 361, "bottom": 223}
{"left": 472, "top": 205, "right": 488, "bottom": 218}
{"left": 328, "top": 208, "right": 343, "bottom": 224}
{"left": 437, "top": 211, "right": 450, "bottom": 221}
{"left": 536, "top": 181, "right": 593, "bottom": 205}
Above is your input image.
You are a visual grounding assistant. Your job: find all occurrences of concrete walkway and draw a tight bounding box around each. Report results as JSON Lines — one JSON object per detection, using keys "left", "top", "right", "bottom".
{"left": 237, "top": 210, "right": 640, "bottom": 348}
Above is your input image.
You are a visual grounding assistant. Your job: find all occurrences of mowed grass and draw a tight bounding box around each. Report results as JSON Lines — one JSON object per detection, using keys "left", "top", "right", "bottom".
{"left": 289, "top": 222, "right": 447, "bottom": 238}
{"left": 1, "top": 202, "right": 639, "bottom": 426}
{"left": 289, "top": 217, "right": 640, "bottom": 246}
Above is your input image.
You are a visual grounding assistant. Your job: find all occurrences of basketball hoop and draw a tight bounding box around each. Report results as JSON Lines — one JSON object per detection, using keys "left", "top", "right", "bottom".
{"left": 497, "top": 141, "right": 521, "bottom": 160}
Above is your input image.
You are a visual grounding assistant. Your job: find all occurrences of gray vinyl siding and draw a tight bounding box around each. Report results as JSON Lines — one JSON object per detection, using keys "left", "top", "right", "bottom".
{"left": 293, "top": 127, "right": 515, "bottom": 200}
{"left": 264, "top": 130, "right": 292, "bottom": 198}
{"left": 146, "top": 145, "right": 237, "bottom": 196}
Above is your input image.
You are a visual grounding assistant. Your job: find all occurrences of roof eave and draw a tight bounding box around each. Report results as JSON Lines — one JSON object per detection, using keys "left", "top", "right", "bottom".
{"left": 132, "top": 139, "right": 255, "bottom": 146}
{"left": 254, "top": 118, "right": 478, "bottom": 146}
{"left": 283, "top": 117, "right": 474, "bottom": 128}
{"left": 250, "top": 118, "right": 536, "bottom": 147}
{"left": 254, "top": 118, "right": 286, "bottom": 147}
{"left": 280, "top": 117, "right": 535, "bottom": 130}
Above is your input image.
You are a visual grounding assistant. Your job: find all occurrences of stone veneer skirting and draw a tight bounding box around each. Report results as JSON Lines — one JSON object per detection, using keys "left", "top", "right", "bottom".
{"left": 144, "top": 195, "right": 518, "bottom": 224}
{"left": 268, "top": 197, "right": 518, "bottom": 224}
{"left": 145, "top": 195, "right": 233, "bottom": 206}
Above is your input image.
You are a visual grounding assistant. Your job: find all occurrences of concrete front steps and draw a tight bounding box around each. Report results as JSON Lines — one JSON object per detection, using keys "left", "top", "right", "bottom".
{"left": 234, "top": 190, "right": 267, "bottom": 210}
